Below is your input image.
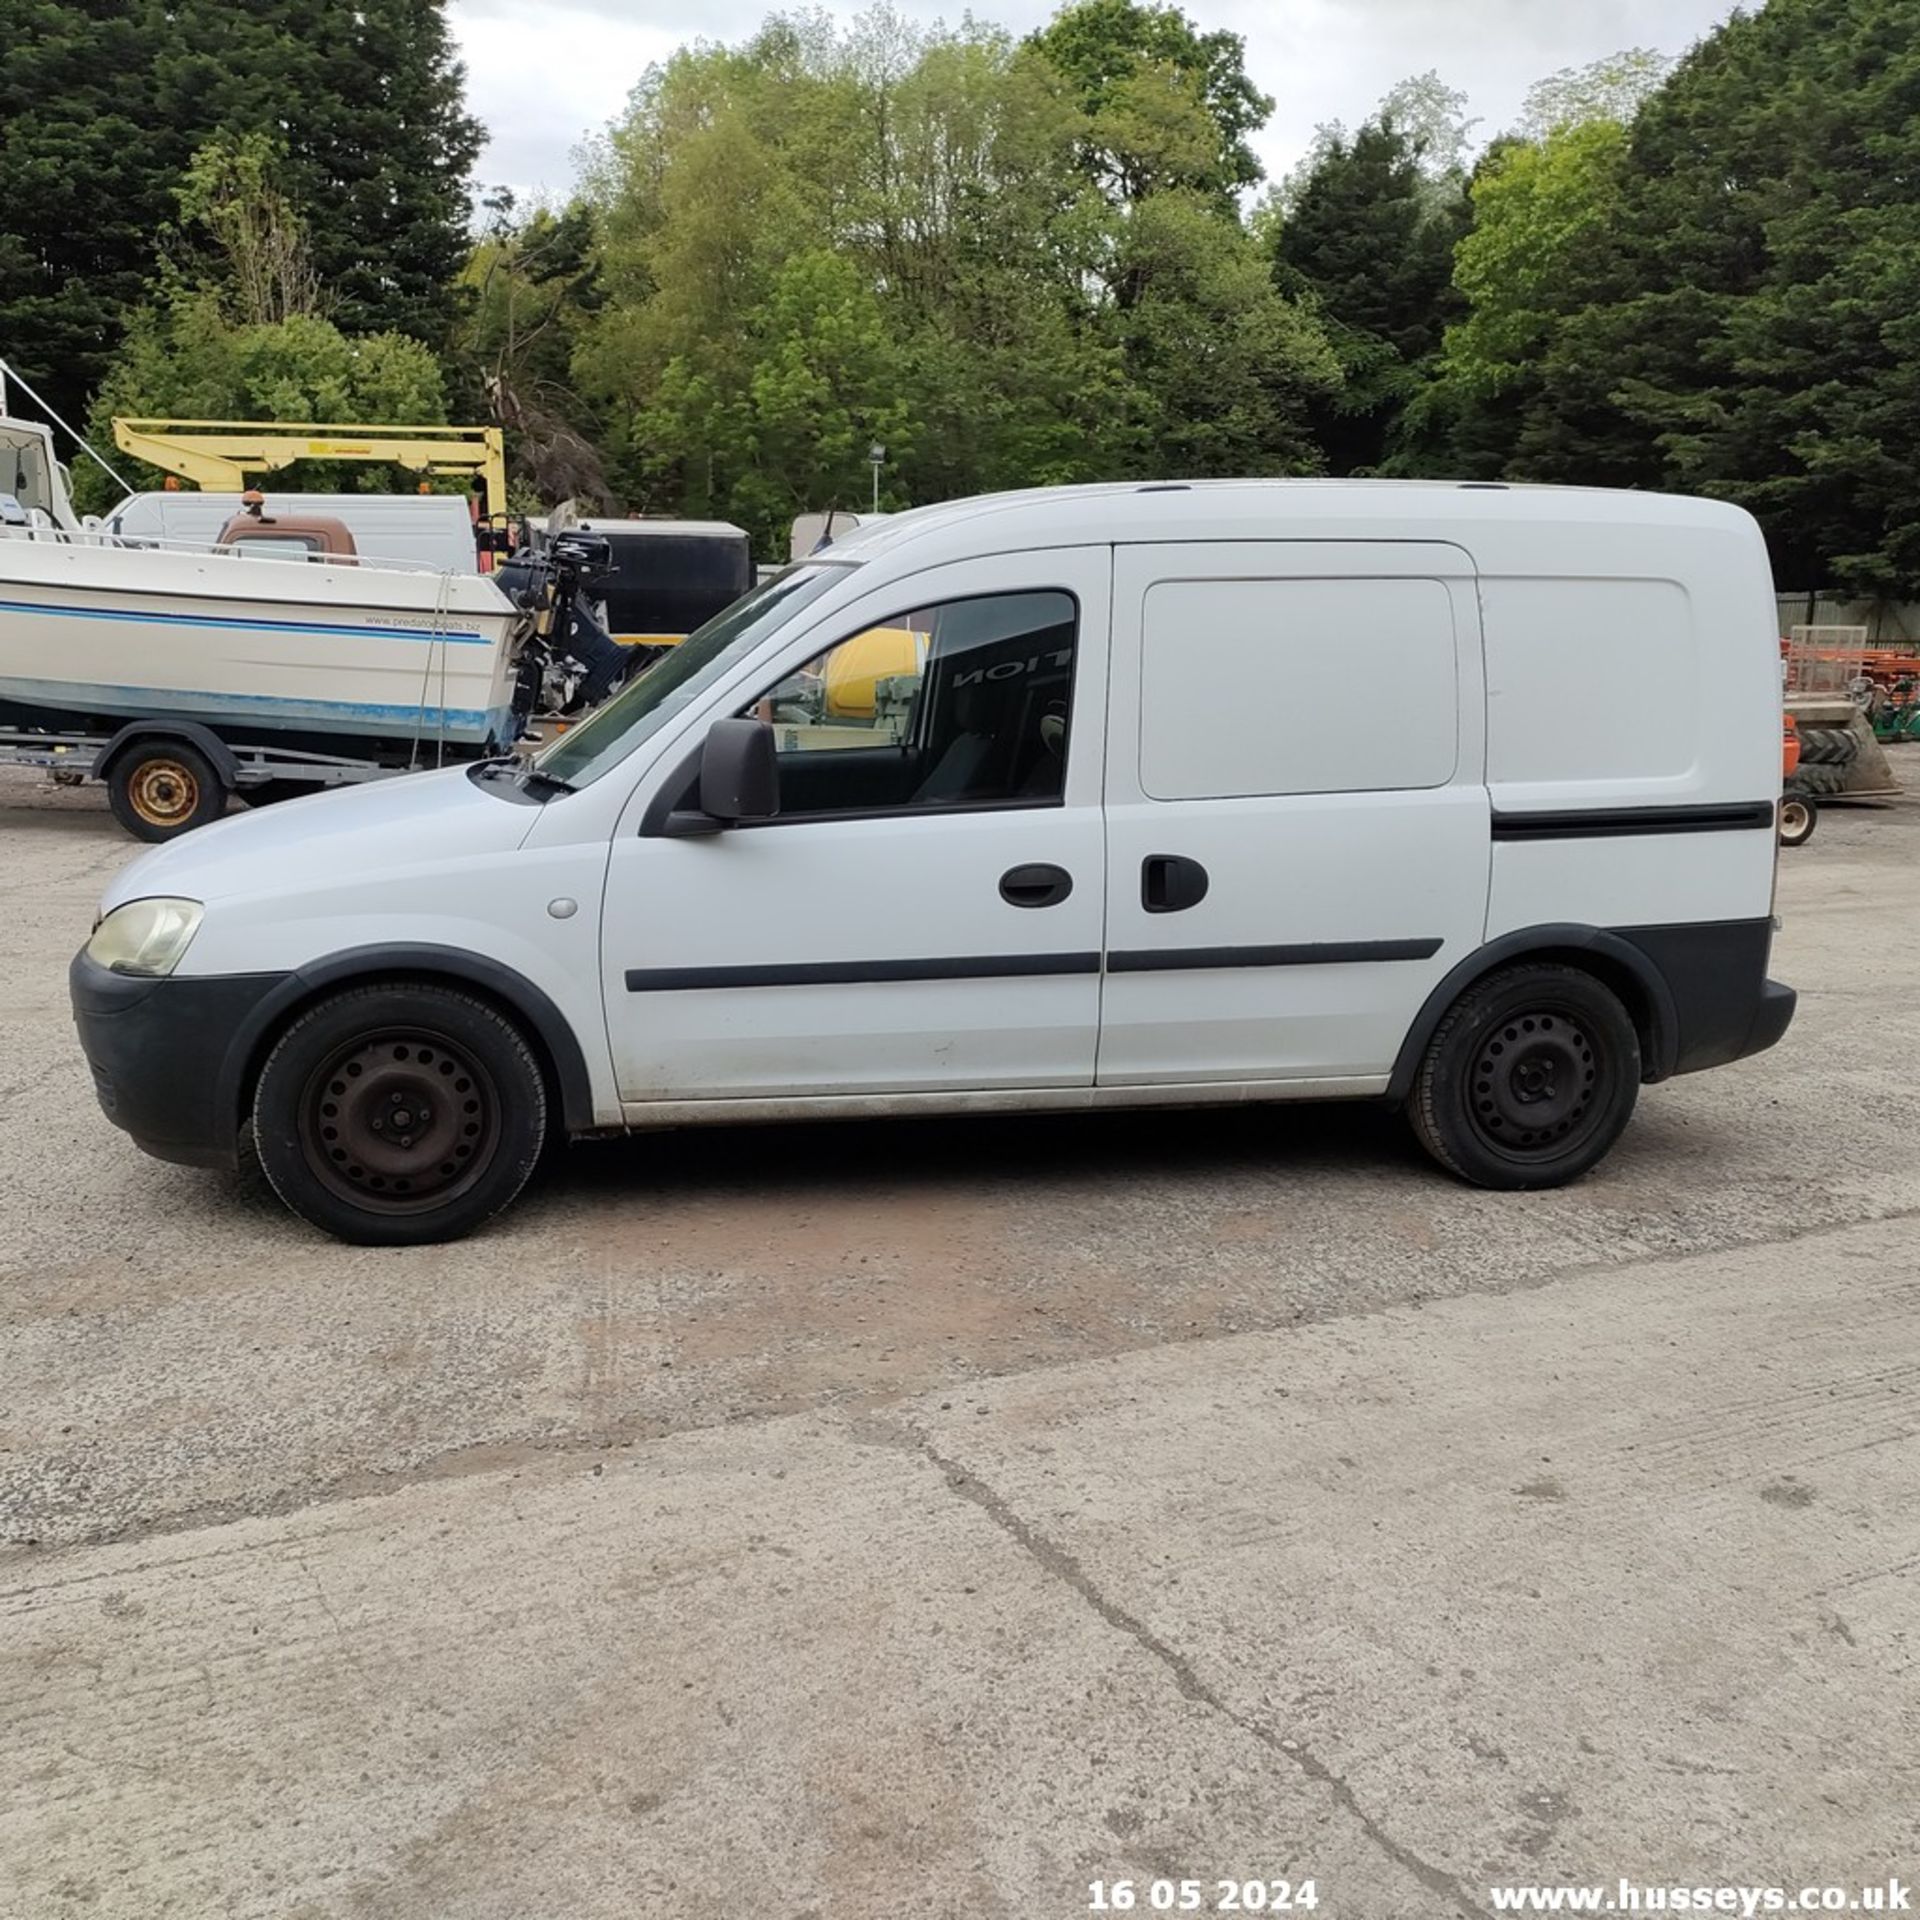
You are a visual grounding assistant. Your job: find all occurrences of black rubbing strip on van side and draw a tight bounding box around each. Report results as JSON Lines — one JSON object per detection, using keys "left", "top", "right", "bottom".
{"left": 1491, "top": 801, "right": 1778, "bottom": 841}
{"left": 1106, "top": 939, "right": 1443, "bottom": 974}
{"left": 624, "top": 952, "right": 1101, "bottom": 992}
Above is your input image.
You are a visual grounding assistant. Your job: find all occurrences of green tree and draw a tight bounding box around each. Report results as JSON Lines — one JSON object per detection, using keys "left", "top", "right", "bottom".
{"left": 0, "top": 0, "right": 479, "bottom": 430}
{"left": 1275, "top": 69, "right": 1475, "bottom": 214}
{"left": 1375, "top": 71, "right": 1479, "bottom": 190}
{"left": 580, "top": 11, "right": 1121, "bottom": 539}
{"left": 1107, "top": 191, "right": 1339, "bottom": 476}
{"left": 454, "top": 195, "right": 612, "bottom": 508}
{"left": 76, "top": 295, "right": 448, "bottom": 512}
{"left": 1591, "top": 0, "right": 1920, "bottom": 590}
{"left": 1430, "top": 0, "right": 1920, "bottom": 592}
{"left": 0, "top": 0, "right": 170, "bottom": 427}
{"left": 639, "top": 248, "right": 919, "bottom": 535}
{"left": 171, "top": 131, "right": 319, "bottom": 327}
{"left": 1029, "top": 0, "right": 1273, "bottom": 207}
{"left": 151, "top": 0, "right": 481, "bottom": 343}
{"left": 1271, "top": 115, "right": 1471, "bottom": 473}
{"left": 578, "top": 6, "right": 1335, "bottom": 543}
{"left": 1518, "top": 49, "right": 1670, "bottom": 139}
{"left": 1409, "top": 118, "right": 1635, "bottom": 479}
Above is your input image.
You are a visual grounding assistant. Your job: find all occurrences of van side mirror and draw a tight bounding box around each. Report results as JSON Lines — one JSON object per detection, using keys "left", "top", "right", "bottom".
{"left": 697, "top": 717, "right": 780, "bottom": 825}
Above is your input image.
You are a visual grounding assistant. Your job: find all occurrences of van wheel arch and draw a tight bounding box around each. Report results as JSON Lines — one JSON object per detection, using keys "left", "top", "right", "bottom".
{"left": 228, "top": 948, "right": 598, "bottom": 1145}
{"left": 1387, "top": 926, "right": 1675, "bottom": 1102}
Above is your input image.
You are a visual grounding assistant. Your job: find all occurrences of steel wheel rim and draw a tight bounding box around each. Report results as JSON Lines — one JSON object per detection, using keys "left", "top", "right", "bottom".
{"left": 1780, "top": 798, "right": 1811, "bottom": 840}
{"left": 130, "top": 761, "right": 199, "bottom": 827}
{"left": 1469, "top": 1008, "right": 1603, "bottom": 1160}
{"left": 297, "top": 1027, "right": 502, "bottom": 1214}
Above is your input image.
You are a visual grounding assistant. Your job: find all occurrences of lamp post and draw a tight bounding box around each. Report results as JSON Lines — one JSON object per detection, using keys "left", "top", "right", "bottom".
{"left": 868, "top": 442, "right": 885, "bottom": 516}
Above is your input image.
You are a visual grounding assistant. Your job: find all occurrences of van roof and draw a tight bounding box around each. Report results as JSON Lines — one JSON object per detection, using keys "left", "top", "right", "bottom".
{"left": 820, "top": 478, "right": 1760, "bottom": 569}
{"left": 115, "top": 490, "right": 472, "bottom": 517}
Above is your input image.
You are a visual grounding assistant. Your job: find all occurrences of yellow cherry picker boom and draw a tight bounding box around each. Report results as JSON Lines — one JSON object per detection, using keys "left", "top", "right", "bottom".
{"left": 110, "top": 417, "right": 510, "bottom": 563}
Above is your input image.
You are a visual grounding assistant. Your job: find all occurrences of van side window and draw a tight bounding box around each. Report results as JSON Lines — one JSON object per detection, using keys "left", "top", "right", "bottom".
{"left": 741, "top": 590, "right": 1077, "bottom": 818}
{"left": 1138, "top": 576, "right": 1457, "bottom": 799}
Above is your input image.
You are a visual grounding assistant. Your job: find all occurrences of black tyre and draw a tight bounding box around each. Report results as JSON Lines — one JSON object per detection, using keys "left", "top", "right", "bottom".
{"left": 1797, "top": 721, "right": 1858, "bottom": 768}
{"left": 105, "top": 740, "right": 228, "bottom": 841}
{"left": 1794, "top": 762, "right": 1846, "bottom": 797}
{"left": 1407, "top": 964, "right": 1641, "bottom": 1190}
{"left": 251, "top": 983, "right": 548, "bottom": 1245}
{"left": 1778, "top": 793, "right": 1817, "bottom": 847}
{"left": 1798, "top": 725, "right": 1860, "bottom": 767}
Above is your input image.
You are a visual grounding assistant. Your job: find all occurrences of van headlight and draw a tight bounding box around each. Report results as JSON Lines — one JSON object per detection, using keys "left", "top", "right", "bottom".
{"left": 86, "top": 898, "right": 204, "bottom": 977}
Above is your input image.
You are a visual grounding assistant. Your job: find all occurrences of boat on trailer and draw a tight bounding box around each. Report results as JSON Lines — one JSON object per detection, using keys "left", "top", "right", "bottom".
{"left": 0, "top": 413, "right": 533, "bottom": 837}
{"left": 0, "top": 521, "right": 522, "bottom": 750}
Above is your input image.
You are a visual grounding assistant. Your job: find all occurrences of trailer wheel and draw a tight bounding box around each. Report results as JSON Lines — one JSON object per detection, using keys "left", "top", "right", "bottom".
{"left": 1406, "top": 963, "right": 1641, "bottom": 1190}
{"left": 1778, "top": 794, "right": 1817, "bottom": 848}
{"left": 252, "top": 983, "right": 548, "bottom": 1246}
{"left": 106, "top": 740, "right": 228, "bottom": 841}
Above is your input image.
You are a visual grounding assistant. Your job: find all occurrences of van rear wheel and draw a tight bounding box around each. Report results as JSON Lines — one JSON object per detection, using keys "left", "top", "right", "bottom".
{"left": 1407, "top": 964, "right": 1640, "bottom": 1190}
{"left": 252, "top": 983, "right": 548, "bottom": 1245}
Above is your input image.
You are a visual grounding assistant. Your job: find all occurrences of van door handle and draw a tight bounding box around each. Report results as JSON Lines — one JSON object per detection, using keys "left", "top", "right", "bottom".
{"left": 1000, "top": 863, "right": 1073, "bottom": 909}
{"left": 1142, "top": 854, "right": 1209, "bottom": 913}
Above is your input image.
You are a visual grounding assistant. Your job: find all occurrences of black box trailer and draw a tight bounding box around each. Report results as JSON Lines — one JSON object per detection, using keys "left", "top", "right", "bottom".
{"left": 568, "top": 518, "right": 754, "bottom": 650}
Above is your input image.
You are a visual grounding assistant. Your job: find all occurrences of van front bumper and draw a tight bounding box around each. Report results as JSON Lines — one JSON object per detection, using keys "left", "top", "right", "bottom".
{"left": 70, "top": 951, "right": 289, "bottom": 1169}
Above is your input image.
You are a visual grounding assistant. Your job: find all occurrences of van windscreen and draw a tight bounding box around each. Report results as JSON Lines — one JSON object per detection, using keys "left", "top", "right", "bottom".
{"left": 534, "top": 563, "right": 852, "bottom": 789}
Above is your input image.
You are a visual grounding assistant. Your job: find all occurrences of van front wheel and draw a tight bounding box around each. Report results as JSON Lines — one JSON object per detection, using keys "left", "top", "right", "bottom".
{"left": 252, "top": 984, "right": 548, "bottom": 1245}
{"left": 1407, "top": 964, "right": 1640, "bottom": 1190}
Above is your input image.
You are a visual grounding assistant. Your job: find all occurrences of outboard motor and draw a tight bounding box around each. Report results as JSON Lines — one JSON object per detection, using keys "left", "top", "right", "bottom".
{"left": 497, "top": 530, "right": 646, "bottom": 719}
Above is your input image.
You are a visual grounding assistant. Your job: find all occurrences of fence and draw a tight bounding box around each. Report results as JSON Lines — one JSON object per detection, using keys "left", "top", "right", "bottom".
{"left": 1774, "top": 593, "right": 1920, "bottom": 645}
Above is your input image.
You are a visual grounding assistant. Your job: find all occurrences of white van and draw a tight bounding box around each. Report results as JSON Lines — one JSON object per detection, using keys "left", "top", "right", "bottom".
{"left": 71, "top": 481, "right": 1795, "bottom": 1244}
{"left": 109, "top": 491, "right": 479, "bottom": 573}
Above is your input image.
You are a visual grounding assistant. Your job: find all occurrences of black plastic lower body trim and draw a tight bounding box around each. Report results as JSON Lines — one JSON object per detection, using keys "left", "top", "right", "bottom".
{"left": 1492, "top": 801, "right": 1777, "bottom": 839}
{"left": 1386, "top": 916, "right": 1794, "bottom": 1101}
{"left": 70, "top": 952, "right": 288, "bottom": 1167}
{"left": 75, "top": 943, "right": 606, "bottom": 1166}
{"left": 1612, "top": 918, "right": 1794, "bottom": 1075}
{"left": 625, "top": 952, "right": 1100, "bottom": 992}
{"left": 625, "top": 941, "right": 1445, "bottom": 993}
{"left": 1107, "top": 939, "right": 1442, "bottom": 974}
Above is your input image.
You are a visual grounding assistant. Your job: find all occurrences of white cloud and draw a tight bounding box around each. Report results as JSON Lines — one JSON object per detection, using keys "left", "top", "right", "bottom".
{"left": 448, "top": 0, "right": 1741, "bottom": 204}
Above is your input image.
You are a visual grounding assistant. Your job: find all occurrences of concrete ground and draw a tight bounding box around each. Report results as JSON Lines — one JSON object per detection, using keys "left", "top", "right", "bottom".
{"left": 2, "top": 762, "right": 1917, "bottom": 1919}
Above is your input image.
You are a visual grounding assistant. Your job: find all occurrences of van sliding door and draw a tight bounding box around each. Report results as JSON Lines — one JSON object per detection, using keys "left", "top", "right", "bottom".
{"left": 1098, "top": 541, "right": 1490, "bottom": 1088}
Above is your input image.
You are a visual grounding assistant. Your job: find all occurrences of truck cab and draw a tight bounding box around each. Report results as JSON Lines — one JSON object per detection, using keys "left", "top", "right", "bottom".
{"left": 214, "top": 496, "right": 361, "bottom": 561}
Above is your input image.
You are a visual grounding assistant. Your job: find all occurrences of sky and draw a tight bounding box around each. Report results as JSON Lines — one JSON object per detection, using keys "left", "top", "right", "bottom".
{"left": 450, "top": 0, "right": 1744, "bottom": 207}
